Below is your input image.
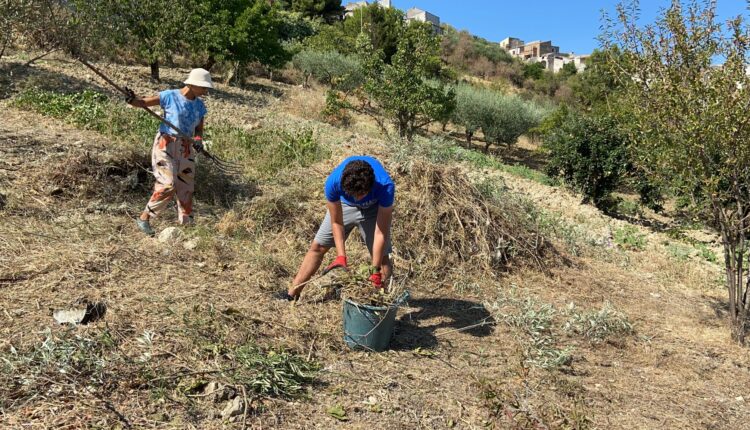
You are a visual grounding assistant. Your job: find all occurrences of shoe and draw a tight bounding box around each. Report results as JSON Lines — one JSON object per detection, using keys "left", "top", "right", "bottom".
{"left": 135, "top": 218, "right": 155, "bottom": 237}
{"left": 274, "top": 290, "right": 298, "bottom": 302}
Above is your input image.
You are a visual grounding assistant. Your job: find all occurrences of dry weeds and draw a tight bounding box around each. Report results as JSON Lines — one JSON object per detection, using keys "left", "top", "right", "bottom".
{"left": 2, "top": 56, "right": 750, "bottom": 429}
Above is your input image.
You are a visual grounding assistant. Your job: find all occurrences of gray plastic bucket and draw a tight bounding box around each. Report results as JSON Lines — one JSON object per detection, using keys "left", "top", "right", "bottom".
{"left": 342, "top": 292, "right": 409, "bottom": 351}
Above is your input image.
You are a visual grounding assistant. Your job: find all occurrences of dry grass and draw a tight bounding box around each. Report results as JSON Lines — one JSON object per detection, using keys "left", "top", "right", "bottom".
{"left": 2, "top": 57, "right": 750, "bottom": 429}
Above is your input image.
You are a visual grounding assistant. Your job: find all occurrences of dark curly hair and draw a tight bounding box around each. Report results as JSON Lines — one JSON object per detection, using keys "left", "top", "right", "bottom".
{"left": 341, "top": 160, "right": 375, "bottom": 198}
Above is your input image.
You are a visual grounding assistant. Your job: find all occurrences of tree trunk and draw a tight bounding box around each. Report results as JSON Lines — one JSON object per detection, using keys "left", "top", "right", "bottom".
{"left": 150, "top": 60, "right": 160, "bottom": 82}
{"left": 0, "top": 35, "right": 9, "bottom": 61}
{"left": 466, "top": 130, "right": 473, "bottom": 147}
{"left": 203, "top": 55, "right": 216, "bottom": 71}
{"left": 484, "top": 141, "right": 491, "bottom": 153}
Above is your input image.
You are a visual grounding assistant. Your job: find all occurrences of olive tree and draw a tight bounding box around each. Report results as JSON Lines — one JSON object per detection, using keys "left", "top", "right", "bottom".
{"left": 603, "top": 0, "right": 750, "bottom": 343}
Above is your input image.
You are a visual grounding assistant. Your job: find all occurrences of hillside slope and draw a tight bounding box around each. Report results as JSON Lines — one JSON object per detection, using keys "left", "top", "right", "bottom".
{"left": 1, "top": 57, "right": 748, "bottom": 429}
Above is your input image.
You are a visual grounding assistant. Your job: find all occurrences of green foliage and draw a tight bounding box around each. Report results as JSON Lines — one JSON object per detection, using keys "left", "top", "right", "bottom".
{"left": 480, "top": 92, "right": 546, "bottom": 151}
{"left": 523, "top": 62, "right": 545, "bottom": 80}
{"left": 292, "top": 49, "right": 364, "bottom": 91}
{"left": 303, "top": 23, "right": 354, "bottom": 54}
{"left": 564, "top": 302, "right": 634, "bottom": 344}
{"left": 451, "top": 84, "right": 485, "bottom": 142}
{"left": 612, "top": 225, "right": 647, "bottom": 251}
{"left": 567, "top": 49, "right": 620, "bottom": 110}
{"left": 208, "top": 124, "right": 329, "bottom": 177}
{"left": 231, "top": 343, "right": 319, "bottom": 398}
{"left": 559, "top": 62, "right": 578, "bottom": 78}
{"left": 289, "top": 0, "right": 343, "bottom": 19}
{"left": 603, "top": 1, "right": 750, "bottom": 341}
{"left": 440, "top": 25, "right": 513, "bottom": 78}
{"left": 452, "top": 82, "right": 548, "bottom": 151}
{"left": 195, "top": 0, "right": 290, "bottom": 71}
{"left": 494, "top": 295, "right": 572, "bottom": 370}
{"left": 343, "top": 3, "right": 405, "bottom": 63}
{"left": 336, "top": 23, "right": 456, "bottom": 141}
{"left": 395, "top": 137, "right": 551, "bottom": 184}
{"left": 13, "top": 88, "right": 158, "bottom": 143}
{"left": 543, "top": 110, "right": 628, "bottom": 206}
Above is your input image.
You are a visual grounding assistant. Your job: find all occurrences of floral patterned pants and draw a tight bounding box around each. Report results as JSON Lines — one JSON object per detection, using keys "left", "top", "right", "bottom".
{"left": 143, "top": 132, "right": 195, "bottom": 224}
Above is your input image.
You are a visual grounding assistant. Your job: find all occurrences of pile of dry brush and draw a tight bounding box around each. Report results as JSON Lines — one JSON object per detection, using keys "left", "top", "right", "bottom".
{"left": 392, "top": 160, "right": 554, "bottom": 280}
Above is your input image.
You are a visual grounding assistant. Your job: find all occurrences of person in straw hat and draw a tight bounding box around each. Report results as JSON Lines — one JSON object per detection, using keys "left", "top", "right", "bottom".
{"left": 127, "top": 68, "right": 213, "bottom": 236}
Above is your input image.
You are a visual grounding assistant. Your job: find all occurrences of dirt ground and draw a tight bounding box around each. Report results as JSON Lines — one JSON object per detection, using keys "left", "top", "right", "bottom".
{"left": 1, "top": 57, "right": 749, "bottom": 429}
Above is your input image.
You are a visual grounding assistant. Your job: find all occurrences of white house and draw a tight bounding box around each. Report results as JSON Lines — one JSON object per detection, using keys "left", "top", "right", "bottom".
{"left": 344, "top": 0, "right": 392, "bottom": 17}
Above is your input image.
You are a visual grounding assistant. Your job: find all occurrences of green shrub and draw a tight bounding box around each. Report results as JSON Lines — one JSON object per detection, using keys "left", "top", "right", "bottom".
{"left": 543, "top": 111, "right": 628, "bottom": 206}
{"left": 451, "top": 84, "right": 489, "bottom": 145}
{"left": 451, "top": 84, "right": 546, "bottom": 152}
{"left": 480, "top": 93, "right": 546, "bottom": 152}
{"left": 231, "top": 342, "right": 319, "bottom": 398}
{"left": 292, "top": 49, "right": 364, "bottom": 91}
{"left": 565, "top": 302, "right": 634, "bottom": 344}
{"left": 613, "top": 225, "right": 647, "bottom": 251}
{"left": 208, "top": 124, "right": 329, "bottom": 177}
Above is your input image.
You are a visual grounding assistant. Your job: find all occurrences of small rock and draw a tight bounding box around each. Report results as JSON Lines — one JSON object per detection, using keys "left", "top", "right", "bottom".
{"left": 221, "top": 397, "right": 246, "bottom": 419}
{"left": 736, "top": 396, "right": 745, "bottom": 403}
{"left": 650, "top": 293, "right": 661, "bottom": 298}
{"left": 159, "top": 227, "right": 183, "bottom": 243}
{"left": 183, "top": 238, "right": 199, "bottom": 250}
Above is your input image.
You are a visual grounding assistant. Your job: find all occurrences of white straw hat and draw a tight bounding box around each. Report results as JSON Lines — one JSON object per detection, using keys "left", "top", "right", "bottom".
{"left": 184, "top": 68, "right": 214, "bottom": 88}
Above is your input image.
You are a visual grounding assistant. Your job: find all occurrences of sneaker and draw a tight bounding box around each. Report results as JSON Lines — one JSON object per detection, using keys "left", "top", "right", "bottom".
{"left": 274, "top": 290, "right": 298, "bottom": 302}
{"left": 135, "top": 218, "right": 155, "bottom": 237}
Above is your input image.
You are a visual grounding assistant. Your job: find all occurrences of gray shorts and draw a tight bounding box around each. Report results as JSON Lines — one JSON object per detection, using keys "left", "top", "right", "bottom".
{"left": 314, "top": 203, "right": 392, "bottom": 255}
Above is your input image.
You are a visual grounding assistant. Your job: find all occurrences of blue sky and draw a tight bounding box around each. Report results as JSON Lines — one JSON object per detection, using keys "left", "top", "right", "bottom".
{"left": 389, "top": 0, "right": 749, "bottom": 54}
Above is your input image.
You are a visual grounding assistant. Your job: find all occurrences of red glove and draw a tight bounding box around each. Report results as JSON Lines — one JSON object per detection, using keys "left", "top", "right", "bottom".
{"left": 369, "top": 272, "right": 383, "bottom": 289}
{"left": 323, "top": 255, "right": 347, "bottom": 274}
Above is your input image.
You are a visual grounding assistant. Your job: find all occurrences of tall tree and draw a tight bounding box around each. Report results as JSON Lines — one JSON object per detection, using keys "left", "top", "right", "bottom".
{"left": 290, "top": 0, "right": 343, "bottom": 20}
{"left": 342, "top": 3, "right": 404, "bottom": 63}
{"left": 603, "top": 0, "right": 750, "bottom": 343}
{"left": 331, "top": 22, "right": 455, "bottom": 141}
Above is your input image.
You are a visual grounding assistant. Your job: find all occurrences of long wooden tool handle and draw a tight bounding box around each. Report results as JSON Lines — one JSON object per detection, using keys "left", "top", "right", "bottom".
{"left": 77, "top": 58, "right": 195, "bottom": 143}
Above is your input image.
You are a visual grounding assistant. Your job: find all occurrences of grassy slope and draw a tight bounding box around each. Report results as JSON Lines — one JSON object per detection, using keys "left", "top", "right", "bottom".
{"left": 0, "top": 56, "right": 748, "bottom": 429}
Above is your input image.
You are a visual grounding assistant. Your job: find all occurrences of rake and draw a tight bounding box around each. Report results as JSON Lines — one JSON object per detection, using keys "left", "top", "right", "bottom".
{"left": 78, "top": 58, "right": 243, "bottom": 174}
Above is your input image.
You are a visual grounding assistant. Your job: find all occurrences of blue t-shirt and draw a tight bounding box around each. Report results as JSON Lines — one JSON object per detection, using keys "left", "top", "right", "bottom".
{"left": 158, "top": 89, "right": 207, "bottom": 137}
{"left": 324, "top": 156, "right": 395, "bottom": 209}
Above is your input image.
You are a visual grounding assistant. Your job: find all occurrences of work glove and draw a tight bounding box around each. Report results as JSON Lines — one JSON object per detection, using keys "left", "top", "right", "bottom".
{"left": 322, "top": 255, "right": 347, "bottom": 275}
{"left": 369, "top": 272, "right": 383, "bottom": 289}
{"left": 192, "top": 136, "right": 204, "bottom": 152}
{"left": 124, "top": 86, "right": 136, "bottom": 105}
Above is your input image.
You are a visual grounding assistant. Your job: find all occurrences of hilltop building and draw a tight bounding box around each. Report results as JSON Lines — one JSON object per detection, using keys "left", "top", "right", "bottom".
{"left": 405, "top": 7, "right": 442, "bottom": 34}
{"left": 343, "top": 2, "right": 442, "bottom": 34}
{"left": 344, "top": 0, "right": 392, "bottom": 17}
{"left": 501, "top": 36, "right": 587, "bottom": 74}
{"left": 499, "top": 37, "right": 524, "bottom": 51}
{"left": 513, "top": 40, "right": 560, "bottom": 60}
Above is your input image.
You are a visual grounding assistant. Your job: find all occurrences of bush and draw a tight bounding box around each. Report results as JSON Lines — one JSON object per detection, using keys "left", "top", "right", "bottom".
{"left": 292, "top": 49, "right": 364, "bottom": 91}
{"left": 452, "top": 84, "right": 546, "bottom": 152}
{"left": 565, "top": 302, "right": 634, "bottom": 344}
{"left": 543, "top": 110, "right": 628, "bottom": 206}
{"left": 480, "top": 94, "right": 546, "bottom": 152}
{"left": 613, "top": 225, "right": 647, "bottom": 251}
{"left": 451, "top": 84, "right": 488, "bottom": 145}
{"left": 208, "top": 124, "right": 329, "bottom": 178}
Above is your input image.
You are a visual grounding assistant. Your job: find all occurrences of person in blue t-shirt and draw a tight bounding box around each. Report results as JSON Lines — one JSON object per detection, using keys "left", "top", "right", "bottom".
{"left": 127, "top": 69, "right": 212, "bottom": 236}
{"left": 280, "top": 156, "right": 396, "bottom": 301}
